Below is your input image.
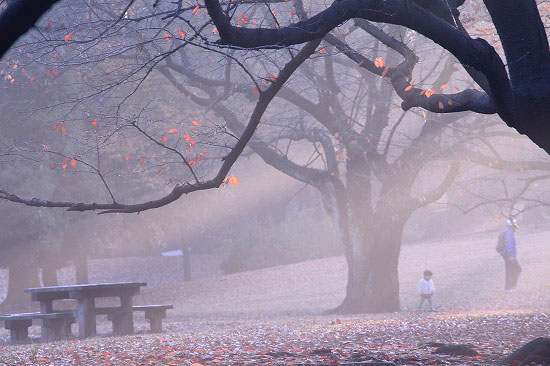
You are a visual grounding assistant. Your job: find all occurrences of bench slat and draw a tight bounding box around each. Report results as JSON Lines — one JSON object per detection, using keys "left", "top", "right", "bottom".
{"left": 133, "top": 305, "right": 173, "bottom": 311}
{"left": 0, "top": 312, "right": 74, "bottom": 321}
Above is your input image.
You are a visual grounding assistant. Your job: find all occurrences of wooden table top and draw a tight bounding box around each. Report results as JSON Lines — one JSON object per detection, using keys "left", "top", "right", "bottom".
{"left": 24, "top": 282, "right": 147, "bottom": 294}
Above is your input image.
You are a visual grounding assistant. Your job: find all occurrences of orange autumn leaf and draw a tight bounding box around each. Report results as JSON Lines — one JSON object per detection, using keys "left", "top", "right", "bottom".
{"left": 91, "top": 119, "right": 97, "bottom": 127}
{"left": 187, "top": 144, "right": 191, "bottom": 152}
{"left": 64, "top": 32, "right": 73, "bottom": 43}
{"left": 61, "top": 123, "right": 67, "bottom": 134}
{"left": 61, "top": 162, "right": 68, "bottom": 170}
{"left": 213, "top": 27, "right": 218, "bottom": 33}
{"left": 177, "top": 29, "right": 186, "bottom": 38}
{"left": 29, "top": 76, "right": 35, "bottom": 84}
{"left": 319, "top": 47, "right": 326, "bottom": 54}
{"left": 422, "top": 110, "right": 427, "bottom": 122}
{"left": 404, "top": 85, "right": 414, "bottom": 92}
{"left": 192, "top": 5, "right": 200, "bottom": 15}
{"left": 192, "top": 121, "right": 201, "bottom": 126}
{"left": 184, "top": 133, "right": 196, "bottom": 146}
{"left": 425, "top": 89, "right": 434, "bottom": 98}
{"left": 53, "top": 68, "right": 59, "bottom": 77}
{"left": 374, "top": 57, "right": 384, "bottom": 68}
{"left": 228, "top": 175, "right": 239, "bottom": 186}
{"left": 161, "top": 135, "right": 167, "bottom": 144}
{"left": 70, "top": 158, "right": 76, "bottom": 167}
{"left": 168, "top": 129, "right": 178, "bottom": 134}
{"left": 52, "top": 122, "right": 59, "bottom": 132}
{"left": 452, "top": 85, "right": 461, "bottom": 91}
{"left": 164, "top": 32, "right": 170, "bottom": 41}
{"left": 440, "top": 83, "right": 449, "bottom": 90}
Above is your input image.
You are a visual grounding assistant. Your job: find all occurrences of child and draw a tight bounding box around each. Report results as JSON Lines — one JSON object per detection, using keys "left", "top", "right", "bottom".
{"left": 417, "top": 270, "right": 435, "bottom": 311}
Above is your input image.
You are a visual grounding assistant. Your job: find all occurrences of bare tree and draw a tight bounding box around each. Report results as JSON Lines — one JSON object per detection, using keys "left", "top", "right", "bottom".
{"left": 203, "top": 0, "right": 550, "bottom": 154}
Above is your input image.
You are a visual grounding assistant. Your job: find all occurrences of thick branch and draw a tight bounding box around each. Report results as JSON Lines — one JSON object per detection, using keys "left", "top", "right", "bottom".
{"left": 0, "top": 0, "right": 60, "bottom": 59}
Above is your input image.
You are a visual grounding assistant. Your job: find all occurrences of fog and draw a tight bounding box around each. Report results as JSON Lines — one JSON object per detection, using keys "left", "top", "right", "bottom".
{"left": 1, "top": 0, "right": 550, "bottom": 348}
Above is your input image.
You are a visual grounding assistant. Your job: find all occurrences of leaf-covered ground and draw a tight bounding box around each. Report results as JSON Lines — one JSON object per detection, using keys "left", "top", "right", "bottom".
{"left": 1, "top": 311, "right": 549, "bottom": 365}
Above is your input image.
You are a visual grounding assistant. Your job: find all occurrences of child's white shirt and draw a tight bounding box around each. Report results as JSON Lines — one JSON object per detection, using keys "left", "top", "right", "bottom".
{"left": 417, "top": 278, "right": 435, "bottom": 294}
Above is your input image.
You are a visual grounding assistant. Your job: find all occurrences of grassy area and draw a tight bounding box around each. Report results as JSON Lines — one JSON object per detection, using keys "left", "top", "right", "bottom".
{"left": 0, "top": 230, "right": 549, "bottom": 364}
{"left": 150, "top": 228, "right": 550, "bottom": 317}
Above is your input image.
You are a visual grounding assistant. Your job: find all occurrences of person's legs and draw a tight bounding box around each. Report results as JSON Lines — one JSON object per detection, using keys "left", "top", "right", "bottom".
{"left": 418, "top": 297, "right": 426, "bottom": 310}
{"left": 510, "top": 260, "right": 522, "bottom": 289}
{"left": 427, "top": 296, "right": 434, "bottom": 311}
{"left": 504, "top": 257, "right": 513, "bottom": 290}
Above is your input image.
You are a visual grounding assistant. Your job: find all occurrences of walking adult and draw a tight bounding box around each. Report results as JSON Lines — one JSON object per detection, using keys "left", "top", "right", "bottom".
{"left": 498, "top": 218, "right": 521, "bottom": 291}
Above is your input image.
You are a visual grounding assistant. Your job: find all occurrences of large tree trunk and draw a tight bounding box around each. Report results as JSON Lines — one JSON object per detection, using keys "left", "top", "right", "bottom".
{"left": 320, "top": 174, "right": 406, "bottom": 314}
{"left": 334, "top": 219, "right": 404, "bottom": 314}
{"left": 74, "top": 256, "right": 89, "bottom": 284}
{"left": 41, "top": 263, "right": 59, "bottom": 287}
{"left": 3, "top": 261, "right": 40, "bottom": 306}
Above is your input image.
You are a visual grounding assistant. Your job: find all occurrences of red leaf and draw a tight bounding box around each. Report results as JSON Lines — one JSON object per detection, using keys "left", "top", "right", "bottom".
{"left": 53, "top": 68, "right": 59, "bottom": 77}
{"left": 161, "top": 135, "right": 167, "bottom": 144}
{"left": 52, "top": 122, "right": 59, "bottom": 132}
{"left": 61, "top": 123, "right": 67, "bottom": 134}
{"left": 70, "top": 158, "right": 76, "bottom": 167}
{"left": 192, "top": 5, "right": 200, "bottom": 15}
{"left": 64, "top": 32, "right": 73, "bottom": 43}
{"left": 91, "top": 119, "right": 97, "bottom": 127}
{"left": 192, "top": 120, "right": 200, "bottom": 126}
{"left": 168, "top": 129, "right": 178, "bottom": 134}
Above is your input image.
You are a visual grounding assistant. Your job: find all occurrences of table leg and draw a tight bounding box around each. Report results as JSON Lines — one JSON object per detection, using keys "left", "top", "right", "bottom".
{"left": 39, "top": 299, "right": 53, "bottom": 340}
{"left": 77, "top": 297, "right": 96, "bottom": 338}
{"left": 119, "top": 295, "right": 134, "bottom": 335}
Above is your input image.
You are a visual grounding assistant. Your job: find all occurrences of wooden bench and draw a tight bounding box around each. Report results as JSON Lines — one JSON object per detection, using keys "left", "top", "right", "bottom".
{"left": 95, "top": 305, "right": 173, "bottom": 334}
{"left": 0, "top": 312, "right": 75, "bottom": 342}
{"left": 133, "top": 305, "right": 173, "bottom": 333}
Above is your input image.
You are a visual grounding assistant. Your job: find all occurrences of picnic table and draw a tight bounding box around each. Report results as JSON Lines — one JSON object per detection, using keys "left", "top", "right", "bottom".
{"left": 24, "top": 282, "right": 146, "bottom": 338}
